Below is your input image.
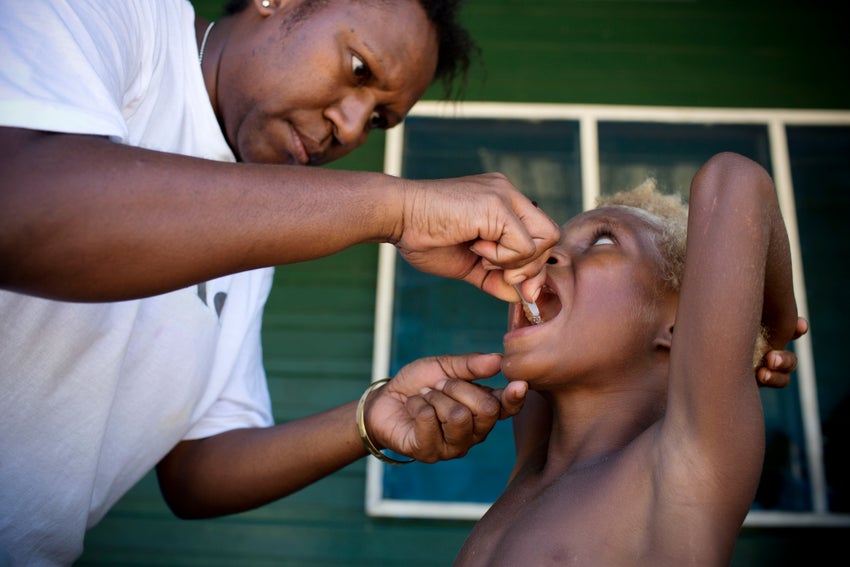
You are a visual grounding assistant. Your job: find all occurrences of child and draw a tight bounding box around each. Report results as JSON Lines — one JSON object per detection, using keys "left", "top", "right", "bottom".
{"left": 454, "top": 152, "right": 805, "bottom": 566}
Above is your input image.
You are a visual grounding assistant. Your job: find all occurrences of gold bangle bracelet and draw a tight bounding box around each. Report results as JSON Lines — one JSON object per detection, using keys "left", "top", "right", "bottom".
{"left": 356, "top": 378, "right": 415, "bottom": 465}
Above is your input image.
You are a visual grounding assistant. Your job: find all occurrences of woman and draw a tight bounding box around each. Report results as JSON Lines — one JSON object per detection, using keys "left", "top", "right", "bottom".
{"left": 0, "top": 1, "right": 557, "bottom": 565}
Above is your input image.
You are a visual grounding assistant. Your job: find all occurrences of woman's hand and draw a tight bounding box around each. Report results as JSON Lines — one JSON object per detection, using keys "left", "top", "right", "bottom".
{"left": 363, "top": 353, "right": 528, "bottom": 463}
{"left": 395, "top": 174, "right": 560, "bottom": 302}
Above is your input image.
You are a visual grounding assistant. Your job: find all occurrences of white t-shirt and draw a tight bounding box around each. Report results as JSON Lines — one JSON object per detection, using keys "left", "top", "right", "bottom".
{"left": 0, "top": 1, "right": 275, "bottom": 565}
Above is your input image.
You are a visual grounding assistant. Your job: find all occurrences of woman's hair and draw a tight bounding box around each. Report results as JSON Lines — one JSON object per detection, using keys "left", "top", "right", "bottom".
{"left": 597, "top": 179, "right": 769, "bottom": 366}
{"left": 222, "top": 0, "right": 478, "bottom": 98}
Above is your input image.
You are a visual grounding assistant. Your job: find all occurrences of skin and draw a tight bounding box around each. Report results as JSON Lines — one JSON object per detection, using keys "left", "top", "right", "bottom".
{"left": 0, "top": 0, "right": 557, "bottom": 519}
{"left": 454, "top": 152, "right": 803, "bottom": 566}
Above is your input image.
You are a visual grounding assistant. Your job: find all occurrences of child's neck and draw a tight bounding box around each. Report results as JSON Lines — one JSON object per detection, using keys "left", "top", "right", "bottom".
{"left": 542, "top": 384, "right": 664, "bottom": 478}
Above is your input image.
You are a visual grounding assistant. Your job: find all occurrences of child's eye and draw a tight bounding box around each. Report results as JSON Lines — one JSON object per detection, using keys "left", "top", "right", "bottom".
{"left": 591, "top": 227, "right": 616, "bottom": 246}
{"left": 352, "top": 53, "right": 371, "bottom": 84}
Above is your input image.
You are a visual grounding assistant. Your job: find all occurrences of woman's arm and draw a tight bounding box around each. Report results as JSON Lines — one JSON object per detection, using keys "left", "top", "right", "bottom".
{"left": 157, "top": 401, "right": 365, "bottom": 519}
{"left": 157, "top": 353, "right": 527, "bottom": 518}
{"left": 0, "top": 128, "right": 400, "bottom": 300}
{"left": 0, "top": 127, "right": 558, "bottom": 302}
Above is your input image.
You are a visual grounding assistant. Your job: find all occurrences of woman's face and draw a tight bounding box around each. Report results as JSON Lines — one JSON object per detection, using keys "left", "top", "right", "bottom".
{"left": 218, "top": 0, "right": 439, "bottom": 165}
{"left": 501, "top": 206, "right": 672, "bottom": 389}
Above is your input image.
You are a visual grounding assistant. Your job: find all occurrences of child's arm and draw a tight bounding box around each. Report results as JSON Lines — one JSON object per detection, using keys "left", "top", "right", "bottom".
{"left": 661, "top": 152, "right": 800, "bottom": 519}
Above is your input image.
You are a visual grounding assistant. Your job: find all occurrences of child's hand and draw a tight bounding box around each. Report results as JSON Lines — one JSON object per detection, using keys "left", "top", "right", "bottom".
{"left": 756, "top": 317, "right": 808, "bottom": 388}
{"left": 363, "top": 353, "right": 528, "bottom": 463}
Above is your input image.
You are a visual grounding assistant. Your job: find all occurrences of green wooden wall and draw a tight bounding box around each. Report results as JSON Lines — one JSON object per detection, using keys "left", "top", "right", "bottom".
{"left": 78, "top": 1, "right": 850, "bottom": 565}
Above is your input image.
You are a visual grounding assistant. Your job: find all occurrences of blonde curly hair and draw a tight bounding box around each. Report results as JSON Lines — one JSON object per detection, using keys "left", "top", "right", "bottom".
{"left": 596, "top": 179, "right": 769, "bottom": 367}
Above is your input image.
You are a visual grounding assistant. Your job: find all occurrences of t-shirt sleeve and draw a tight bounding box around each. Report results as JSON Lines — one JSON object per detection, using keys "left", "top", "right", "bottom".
{"left": 0, "top": 1, "right": 139, "bottom": 140}
{"left": 183, "top": 268, "right": 276, "bottom": 440}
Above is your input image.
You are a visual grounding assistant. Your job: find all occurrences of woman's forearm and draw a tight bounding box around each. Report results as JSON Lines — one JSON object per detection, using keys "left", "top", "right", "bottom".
{"left": 156, "top": 401, "right": 366, "bottom": 519}
{"left": 0, "top": 128, "right": 400, "bottom": 301}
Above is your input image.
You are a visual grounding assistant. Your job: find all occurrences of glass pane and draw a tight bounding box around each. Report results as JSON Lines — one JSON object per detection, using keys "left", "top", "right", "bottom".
{"left": 402, "top": 117, "right": 583, "bottom": 224}
{"left": 598, "top": 121, "right": 772, "bottom": 201}
{"left": 385, "top": 117, "right": 581, "bottom": 503}
{"left": 755, "top": 387, "right": 811, "bottom": 511}
{"left": 788, "top": 125, "right": 850, "bottom": 513}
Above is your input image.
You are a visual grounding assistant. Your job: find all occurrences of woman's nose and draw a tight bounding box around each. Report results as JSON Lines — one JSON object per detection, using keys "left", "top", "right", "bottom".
{"left": 327, "top": 92, "right": 373, "bottom": 147}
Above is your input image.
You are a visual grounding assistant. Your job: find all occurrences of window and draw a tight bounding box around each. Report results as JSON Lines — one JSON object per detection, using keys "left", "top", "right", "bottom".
{"left": 368, "top": 102, "right": 850, "bottom": 526}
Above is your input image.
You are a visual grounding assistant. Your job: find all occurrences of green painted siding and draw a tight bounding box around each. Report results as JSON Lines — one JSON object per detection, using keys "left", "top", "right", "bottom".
{"left": 453, "top": 0, "right": 849, "bottom": 109}
{"left": 78, "top": 1, "right": 850, "bottom": 565}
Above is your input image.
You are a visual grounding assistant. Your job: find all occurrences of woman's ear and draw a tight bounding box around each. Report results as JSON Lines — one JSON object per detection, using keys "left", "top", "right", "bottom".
{"left": 254, "top": 0, "right": 278, "bottom": 15}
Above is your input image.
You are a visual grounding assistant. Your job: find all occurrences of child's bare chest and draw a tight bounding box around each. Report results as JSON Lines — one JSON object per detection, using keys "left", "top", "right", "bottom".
{"left": 455, "top": 464, "right": 651, "bottom": 566}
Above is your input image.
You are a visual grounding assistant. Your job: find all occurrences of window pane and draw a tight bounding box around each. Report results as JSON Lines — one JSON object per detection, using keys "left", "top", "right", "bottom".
{"left": 755, "top": 387, "right": 811, "bottom": 511}
{"left": 402, "top": 117, "right": 583, "bottom": 224}
{"left": 788, "top": 125, "right": 850, "bottom": 513}
{"left": 384, "top": 117, "right": 581, "bottom": 503}
{"left": 598, "top": 122, "right": 772, "bottom": 200}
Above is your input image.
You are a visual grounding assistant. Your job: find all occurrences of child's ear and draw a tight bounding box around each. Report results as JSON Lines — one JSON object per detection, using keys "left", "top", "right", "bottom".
{"left": 654, "top": 295, "right": 677, "bottom": 352}
{"left": 654, "top": 323, "right": 674, "bottom": 351}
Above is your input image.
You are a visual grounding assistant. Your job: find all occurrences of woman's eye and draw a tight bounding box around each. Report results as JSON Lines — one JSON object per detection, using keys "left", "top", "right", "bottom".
{"left": 352, "top": 54, "right": 371, "bottom": 83}
{"left": 369, "top": 111, "right": 388, "bottom": 130}
{"left": 592, "top": 235, "right": 615, "bottom": 246}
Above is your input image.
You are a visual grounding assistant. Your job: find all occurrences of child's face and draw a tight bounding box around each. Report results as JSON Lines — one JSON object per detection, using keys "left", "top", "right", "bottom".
{"left": 501, "top": 206, "right": 674, "bottom": 387}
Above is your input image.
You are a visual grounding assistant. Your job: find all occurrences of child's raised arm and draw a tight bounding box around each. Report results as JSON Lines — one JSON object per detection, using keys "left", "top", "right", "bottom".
{"left": 661, "top": 152, "right": 800, "bottom": 516}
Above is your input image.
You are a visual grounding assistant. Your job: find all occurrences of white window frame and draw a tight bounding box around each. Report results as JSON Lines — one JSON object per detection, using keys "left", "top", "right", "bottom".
{"left": 368, "top": 101, "right": 850, "bottom": 527}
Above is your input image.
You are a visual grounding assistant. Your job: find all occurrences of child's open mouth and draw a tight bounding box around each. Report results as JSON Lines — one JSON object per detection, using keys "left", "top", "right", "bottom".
{"left": 512, "top": 284, "right": 562, "bottom": 330}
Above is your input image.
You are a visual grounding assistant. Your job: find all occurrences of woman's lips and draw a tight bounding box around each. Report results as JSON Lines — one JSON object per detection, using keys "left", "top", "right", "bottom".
{"left": 289, "top": 125, "right": 310, "bottom": 165}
